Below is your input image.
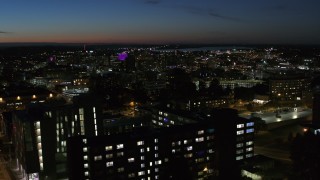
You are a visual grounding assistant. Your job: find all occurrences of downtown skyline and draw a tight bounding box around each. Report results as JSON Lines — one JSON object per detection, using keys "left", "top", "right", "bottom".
{"left": 1, "top": 0, "right": 320, "bottom": 45}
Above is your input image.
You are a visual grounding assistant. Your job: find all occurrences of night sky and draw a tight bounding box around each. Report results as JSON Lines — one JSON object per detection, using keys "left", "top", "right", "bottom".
{"left": 1, "top": 0, "right": 320, "bottom": 44}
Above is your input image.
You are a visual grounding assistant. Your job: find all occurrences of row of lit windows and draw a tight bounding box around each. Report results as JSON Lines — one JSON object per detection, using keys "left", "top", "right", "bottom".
{"left": 236, "top": 153, "right": 253, "bottom": 160}
{"left": 236, "top": 142, "right": 253, "bottom": 148}
{"left": 34, "top": 121, "right": 43, "bottom": 171}
{"left": 93, "top": 107, "right": 98, "bottom": 136}
{"left": 158, "top": 111, "right": 168, "bottom": 117}
{"left": 237, "top": 122, "right": 254, "bottom": 129}
{"left": 105, "top": 144, "right": 124, "bottom": 151}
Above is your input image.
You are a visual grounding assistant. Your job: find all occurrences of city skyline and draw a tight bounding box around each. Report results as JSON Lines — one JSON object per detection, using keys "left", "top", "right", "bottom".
{"left": 1, "top": 0, "right": 320, "bottom": 45}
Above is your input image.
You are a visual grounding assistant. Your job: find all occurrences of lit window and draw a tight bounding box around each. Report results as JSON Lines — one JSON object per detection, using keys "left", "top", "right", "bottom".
{"left": 138, "top": 171, "right": 145, "bottom": 176}
{"left": 84, "top": 163, "right": 88, "bottom": 168}
{"left": 246, "top": 147, "right": 253, "bottom": 151}
{"left": 246, "top": 128, "right": 254, "bottom": 133}
{"left": 117, "top": 144, "right": 124, "bottom": 149}
{"left": 141, "top": 163, "right": 145, "bottom": 168}
{"left": 236, "top": 156, "right": 243, "bottom": 160}
{"left": 137, "top": 141, "right": 144, "bottom": 146}
{"left": 208, "top": 149, "right": 214, "bottom": 154}
{"left": 246, "top": 153, "right": 253, "bottom": 158}
{"left": 105, "top": 146, "right": 113, "bottom": 151}
{"left": 141, "top": 156, "right": 145, "bottom": 160}
{"left": 184, "top": 140, "right": 188, "bottom": 144}
{"left": 155, "top": 153, "right": 158, "bottom": 158}
{"left": 187, "top": 146, "right": 193, "bottom": 151}
{"left": 117, "top": 152, "right": 124, "bottom": 157}
{"left": 247, "top": 122, "right": 254, "bottom": 127}
{"left": 83, "top": 147, "right": 87, "bottom": 152}
{"left": 147, "top": 147, "right": 150, "bottom": 152}
{"left": 155, "top": 146, "right": 158, "bottom": 150}
{"left": 140, "top": 148, "right": 145, "bottom": 153}
{"left": 106, "top": 154, "right": 113, "bottom": 159}
{"left": 195, "top": 137, "right": 204, "bottom": 142}
{"left": 150, "top": 162, "right": 153, "bottom": 166}
{"left": 236, "top": 143, "right": 244, "bottom": 148}
{"left": 155, "top": 160, "right": 162, "bottom": 165}
{"left": 236, "top": 149, "right": 243, "bottom": 154}
{"left": 184, "top": 153, "right": 193, "bottom": 158}
{"left": 83, "top": 155, "right": 88, "bottom": 160}
{"left": 236, "top": 130, "right": 244, "bottom": 135}
{"left": 154, "top": 139, "right": 158, "bottom": 143}
{"left": 207, "top": 135, "right": 214, "bottom": 140}
{"left": 94, "top": 155, "right": 102, "bottom": 161}
{"left": 237, "top": 124, "right": 244, "bottom": 128}
{"left": 106, "top": 161, "right": 113, "bottom": 167}
{"left": 84, "top": 171, "right": 89, "bottom": 176}
{"left": 246, "top": 141, "right": 253, "bottom": 146}
{"left": 128, "top": 173, "right": 135, "bottom": 178}
{"left": 195, "top": 158, "right": 204, "bottom": 163}
{"left": 118, "top": 167, "right": 124, "bottom": 172}
{"left": 198, "top": 130, "right": 204, "bottom": 135}
{"left": 128, "top": 158, "right": 135, "bottom": 163}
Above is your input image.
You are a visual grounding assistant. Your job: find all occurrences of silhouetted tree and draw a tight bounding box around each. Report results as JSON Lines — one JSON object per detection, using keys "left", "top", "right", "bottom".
{"left": 290, "top": 131, "right": 320, "bottom": 179}
{"left": 167, "top": 68, "right": 197, "bottom": 100}
{"left": 234, "top": 87, "right": 255, "bottom": 101}
{"left": 208, "top": 79, "right": 224, "bottom": 98}
{"left": 252, "top": 84, "right": 269, "bottom": 95}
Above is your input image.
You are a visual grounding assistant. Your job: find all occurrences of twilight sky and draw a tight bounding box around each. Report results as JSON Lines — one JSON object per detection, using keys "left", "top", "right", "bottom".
{"left": 0, "top": 0, "right": 320, "bottom": 44}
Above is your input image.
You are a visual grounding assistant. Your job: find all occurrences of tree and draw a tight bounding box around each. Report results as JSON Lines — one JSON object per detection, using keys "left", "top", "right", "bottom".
{"left": 208, "top": 78, "right": 224, "bottom": 98}
{"left": 167, "top": 68, "right": 197, "bottom": 100}
{"left": 234, "top": 87, "right": 255, "bottom": 101}
{"left": 290, "top": 132, "right": 320, "bottom": 179}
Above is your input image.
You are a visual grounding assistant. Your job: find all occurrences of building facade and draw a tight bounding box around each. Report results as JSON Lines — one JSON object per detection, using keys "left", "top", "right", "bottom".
{"left": 12, "top": 94, "right": 103, "bottom": 179}
{"left": 67, "top": 108, "right": 255, "bottom": 180}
